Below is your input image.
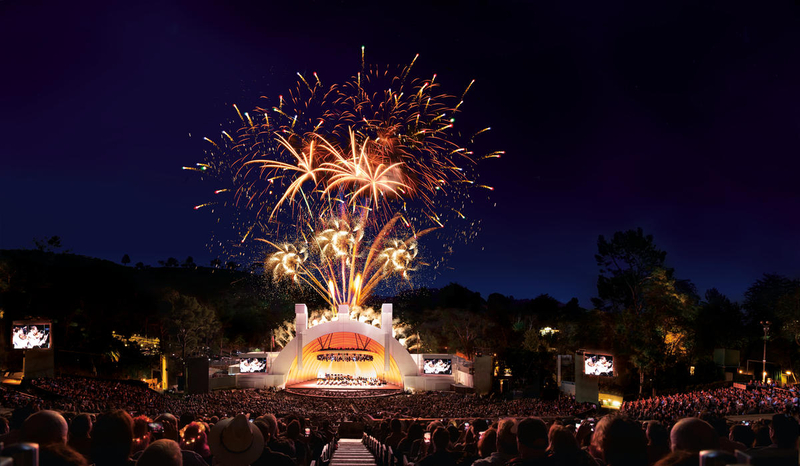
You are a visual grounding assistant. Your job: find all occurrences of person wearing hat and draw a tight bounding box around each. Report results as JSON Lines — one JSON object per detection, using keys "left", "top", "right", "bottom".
{"left": 209, "top": 414, "right": 264, "bottom": 466}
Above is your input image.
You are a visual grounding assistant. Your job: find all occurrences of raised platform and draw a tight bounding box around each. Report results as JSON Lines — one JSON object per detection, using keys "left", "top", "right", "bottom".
{"left": 285, "top": 380, "right": 403, "bottom": 398}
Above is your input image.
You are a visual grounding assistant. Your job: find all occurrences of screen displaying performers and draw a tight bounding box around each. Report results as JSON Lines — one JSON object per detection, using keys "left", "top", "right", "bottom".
{"left": 12, "top": 324, "right": 51, "bottom": 349}
{"left": 239, "top": 358, "right": 267, "bottom": 373}
{"left": 423, "top": 358, "right": 452, "bottom": 375}
{"left": 583, "top": 353, "right": 614, "bottom": 377}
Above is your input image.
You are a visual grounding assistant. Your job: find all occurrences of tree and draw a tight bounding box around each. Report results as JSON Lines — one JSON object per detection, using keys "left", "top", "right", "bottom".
{"left": 744, "top": 275, "right": 800, "bottom": 371}
{"left": 226, "top": 261, "right": 239, "bottom": 270}
{"left": 210, "top": 258, "right": 222, "bottom": 268}
{"left": 182, "top": 256, "right": 196, "bottom": 269}
{"left": 135, "top": 262, "right": 145, "bottom": 270}
{"left": 121, "top": 254, "right": 131, "bottom": 266}
{"left": 592, "top": 228, "right": 697, "bottom": 396}
{"left": 33, "top": 235, "right": 64, "bottom": 252}
{"left": 592, "top": 228, "right": 667, "bottom": 314}
{"left": 694, "top": 289, "right": 746, "bottom": 354}
{"left": 160, "top": 291, "right": 220, "bottom": 361}
{"left": 165, "top": 257, "right": 180, "bottom": 268}
{"left": 743, "top": 274, "right": 797, "bottom": 327}
{"left": 444, "top": 309, "right": 489, "bottom": 360}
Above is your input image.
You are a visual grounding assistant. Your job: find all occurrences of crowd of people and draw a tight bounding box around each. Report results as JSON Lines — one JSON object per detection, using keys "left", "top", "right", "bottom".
{"left": 0, "top": 407, "right": 335, "bottom": 466}
{"left": 620, "top": 384, "right": 800, "bottom": 423}
{"left": 2, "top": 376, "right": 800, "bottom": 464}
{"left": 316, "top": 374, "right": 386, "bottom": 387}
{"left": 6, "top": 376, "right": 593, "bottom": 421}
{"left": 316, "top": 353, "right": 373, "bottom": 362}
{"left": 367, "top": 411, "right": 800, "bottom": 465}
{"left": 2, "top": 400, "right": 799, "bottom": 465}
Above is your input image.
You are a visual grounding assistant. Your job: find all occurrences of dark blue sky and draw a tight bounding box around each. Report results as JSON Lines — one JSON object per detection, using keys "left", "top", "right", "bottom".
{"left": 2, "top": 0, "right": 799, "bottom": 306}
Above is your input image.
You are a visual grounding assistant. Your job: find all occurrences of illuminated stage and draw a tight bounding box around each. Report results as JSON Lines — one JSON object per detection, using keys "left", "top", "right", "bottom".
{"left": 237, "top": 304, "right": 472, "bottom": 393}
{"left": 285, "top": 380, "right": 404, "bottom": 398}
{"left": 288, "top": 380, "right": 402, "bottom": 390}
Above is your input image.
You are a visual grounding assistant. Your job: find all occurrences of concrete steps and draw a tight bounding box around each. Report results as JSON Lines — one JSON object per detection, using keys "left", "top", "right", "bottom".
{"left": 329, "top": 438, "right": 377, "bottom": 466}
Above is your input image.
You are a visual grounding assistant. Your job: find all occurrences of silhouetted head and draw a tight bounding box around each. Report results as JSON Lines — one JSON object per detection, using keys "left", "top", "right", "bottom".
{"left": 138, "top": 439, "right": 182, "bottom": 466}
{"left": 670, "top": 418, "right": 719, "bottom": 453}
{"left": 22, "top": 410, "right": 68, "bottom": 446}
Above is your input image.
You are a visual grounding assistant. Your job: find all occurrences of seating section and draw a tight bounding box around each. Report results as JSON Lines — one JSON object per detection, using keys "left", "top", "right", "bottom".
{"left": 363, "top": 433, "right": 406, "bottom": 466}
{"left": 312, "top": 438, "right": 337, "bottom": 466}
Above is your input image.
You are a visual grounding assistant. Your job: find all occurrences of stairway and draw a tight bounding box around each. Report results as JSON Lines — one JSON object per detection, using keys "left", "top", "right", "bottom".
{"left": 329, "top": 438, "right": 377, "bottom": 466}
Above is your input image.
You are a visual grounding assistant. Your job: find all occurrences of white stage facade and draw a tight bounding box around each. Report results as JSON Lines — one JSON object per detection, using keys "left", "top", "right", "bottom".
{"left": 224, "top": 303, "right": 476, "bottom": 392}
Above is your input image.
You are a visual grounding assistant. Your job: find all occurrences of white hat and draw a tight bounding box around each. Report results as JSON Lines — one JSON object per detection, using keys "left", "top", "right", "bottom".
{"left": 208, "top": 414, "right": 264, "bottom": 465}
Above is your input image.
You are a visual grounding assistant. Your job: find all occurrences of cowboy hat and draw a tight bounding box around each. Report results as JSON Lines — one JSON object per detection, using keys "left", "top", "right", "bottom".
{"left": 208, "top": 414, "right": 264, "bottom": 465}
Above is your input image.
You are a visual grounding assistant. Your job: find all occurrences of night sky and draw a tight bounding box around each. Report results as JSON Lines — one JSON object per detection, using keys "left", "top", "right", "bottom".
{"left": 2, "top": 0, "right": 800, "bottom": 306}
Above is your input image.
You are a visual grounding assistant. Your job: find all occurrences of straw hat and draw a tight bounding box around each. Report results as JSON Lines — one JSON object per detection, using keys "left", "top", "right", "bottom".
{"left": 208, "top": 414, "right": 264, "bottom": 465}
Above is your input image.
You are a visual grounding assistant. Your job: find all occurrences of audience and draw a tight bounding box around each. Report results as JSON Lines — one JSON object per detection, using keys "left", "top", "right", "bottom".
{"left": 669, "top": 417, "right": 719, "bottom": 453}
{"left": 208, "top": 414, "right": 264, "bottom": 466}
{"left": 21, "top": 410, "right": 68, "bottom": 446}
{"left": 546, "top": 424, "right": 596, "bottom": 466}
{"left": 507, "top": 417, "right": 549, "bottom": 465}
{"left": 590, "top": 416, "right": 648, "bottom": 466}
{"left": 68, "top": 413, "right": 93, "bottom": 460}
{"left": 90, "top": 410, "right": 135, "bottom": 466}
{"left": 477, "top": 427, "right": 497, "bottom": 459}
{"left": 385, "top": 418, "right": 404, "bottom": 449}
{"left": 4, "top": 375, "right": 800, "bottom": 466}
{"left": 180, "top": 422, "right": 211, "bottom": 463}
{"left": 770, "top": 412, "right": 800, "bottom": 450}
{"left": 473, "top": 418, "right": 518, "bottom": 465}
{"left": 729, "top": 423, "right": 755, "bottom": 449}
{"left": 645, "top": 420, "right": 670, "bottom": 465}
{"left": 138, "top": 439, "right": 183, "bottom": 466}
{"left": 417, "top": 426, "right": 457, "bottom": 466}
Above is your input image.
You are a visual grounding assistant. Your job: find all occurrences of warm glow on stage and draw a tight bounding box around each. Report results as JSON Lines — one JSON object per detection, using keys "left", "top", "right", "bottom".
{"left": 286, "top": 332, "right": 402, "bottom": 386}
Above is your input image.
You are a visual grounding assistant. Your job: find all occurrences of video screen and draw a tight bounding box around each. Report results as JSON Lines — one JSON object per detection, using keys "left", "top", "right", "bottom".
{"left": 239, "top": 358, "right": 267, "bottom": 373}
{"left": 584, "top": 353, "right": 614, "bottom": 377}
{"left": 12, "top": 323, "right": 51, "bottom": 349}
{"left": 423, "top": 358, "right": 452, "bottom": 375}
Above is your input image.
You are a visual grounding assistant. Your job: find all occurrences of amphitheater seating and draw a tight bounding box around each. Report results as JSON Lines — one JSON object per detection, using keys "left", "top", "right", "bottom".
{"left": 363, "top": 433, "right": 406, "bottom": 466}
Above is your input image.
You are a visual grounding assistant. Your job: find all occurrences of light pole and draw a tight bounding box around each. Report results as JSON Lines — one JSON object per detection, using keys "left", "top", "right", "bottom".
{"left": 760, "top": 321, "right": 771, "bottom": 384}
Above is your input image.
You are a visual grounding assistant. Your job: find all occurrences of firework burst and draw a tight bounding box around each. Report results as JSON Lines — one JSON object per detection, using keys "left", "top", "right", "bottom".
{"left": 192, "top": 50, "right": 497, "bottom": 307}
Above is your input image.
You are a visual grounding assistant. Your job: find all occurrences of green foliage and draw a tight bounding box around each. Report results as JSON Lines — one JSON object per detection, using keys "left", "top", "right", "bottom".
{"left": 742, "top": 274, "right": 800, "bottom": 369}
{"left": 0, "top": 249, "right": 310, "bottom": 370}
{"left": 592, "top": 227, "right": 668, "bottom": 313}
{"left": 592, "top": 228, "right": 699, "bottom": 394}
{"left": 160, "top": 291, "right": 219, "bottom": 360}
{"left": 695, "top": 289, "right": 747, "bottom": 353}
{"left": 33, "top": 236, "right": 64, "bottom": 252}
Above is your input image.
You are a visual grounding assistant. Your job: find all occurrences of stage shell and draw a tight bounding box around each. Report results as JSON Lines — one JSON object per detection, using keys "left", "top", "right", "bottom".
{"left": 232, "top": 304, "right": 469, "bottom": 392}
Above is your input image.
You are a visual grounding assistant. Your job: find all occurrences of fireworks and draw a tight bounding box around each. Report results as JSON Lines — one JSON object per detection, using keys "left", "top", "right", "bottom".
{"left": 260, "top": 213, "right": 435, "bottom": 308}
{"left": 192, "top": 49, "right": 497, "bottom": 308}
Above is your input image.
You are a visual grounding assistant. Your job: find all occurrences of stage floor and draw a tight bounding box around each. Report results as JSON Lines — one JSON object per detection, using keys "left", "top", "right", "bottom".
{"left": 287, "top": 380, "right": 402, "bottom": 391}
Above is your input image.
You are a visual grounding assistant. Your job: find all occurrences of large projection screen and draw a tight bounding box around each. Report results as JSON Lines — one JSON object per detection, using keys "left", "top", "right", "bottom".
{"left": 239, "top": 358, "right": 267, "bottom": 373}
{"left": 12, "top": 322, "right": 52, "bottom": 349}
{"left": 423, "top": 358, "right": 452, "bottom": 375}
{"left": 583, "top": 353, "right": 614, "bottom": 377}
